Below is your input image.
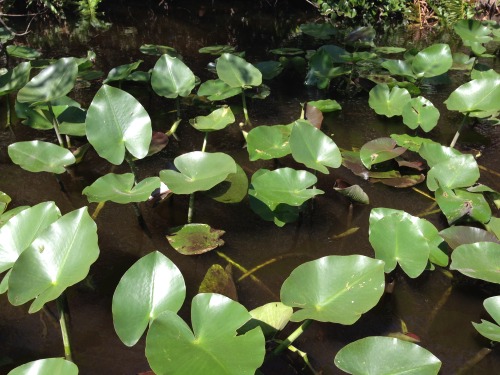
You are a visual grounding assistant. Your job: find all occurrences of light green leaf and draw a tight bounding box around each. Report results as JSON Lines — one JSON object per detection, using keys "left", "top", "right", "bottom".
{"left": 435, "top": 188, "right": 491, "bottom": 225}
{"left": 189, "top": 106, "right": 235, "bottom": 132}
{"left": 6, "top": 45, "right": 41, "bottom": 60}
{"left": 104, "top": 60, "right": 143, "bottom": 83}
{"left": 360, "top": 137, "right": 406, "bottom": 169}
{"left": 473, "top": 296, "right": 500, "bottom": 342}
{"left": 402, "top": 97, "right": 440, "bottom": 132}
{"left": 368, "top": 84, "right": 411, "bottom": 118}
{"left": 151, "top": 54, "right": 196, "bottom": 98}
{"left": 216, "top": 53, "right": 262, "bottom": 88}
{"left": 8, "top": 141, "right": 76, "bottom": 173}
{"left": 0, "top": 62, "right": 31, "bottom": 96}
{"left": 445, "top": 78, "right": 500, "bottom": 114}
{"left": 426, "top": 154, "right": 479, "bottom": 191}
{"left": 412, "top": 44, "right": 452, "bottom": 78}
{"left": 246, "top": 124, "right": 292, "bottom": 161}
{"left": 197, "top": 79, "right": 242, "bottom": 101}
{"left": 7, "top": 358, "right": 78, "bottom": 375}
{"left": 450, "top": 242, "right": 500, "bottom": 283}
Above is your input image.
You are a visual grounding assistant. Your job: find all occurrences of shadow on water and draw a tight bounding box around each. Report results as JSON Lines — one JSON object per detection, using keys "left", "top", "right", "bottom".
{"left": 1, "top": 1, "right": 499, "bottom": 374}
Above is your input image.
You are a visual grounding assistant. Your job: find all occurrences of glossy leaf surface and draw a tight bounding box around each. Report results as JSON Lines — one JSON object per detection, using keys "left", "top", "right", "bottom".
{"left": 360, "top": 137, "right": 406, "bottom": 169}
{"left": 197, "top": 79, "right": 242, "bottom": 101}
{"left": 112, "top": 251, "right": 186, "bottom": 346}
{"left": 368, "top": 84, "right": 411, "bottom": 118}
{"left": 167, "top": 224, "right": 225, "bottom": 255}
{"left": 445, "top": 78, "right": 500, "bottom": 114}
{"left": 151, "top": 55, "right": 195, "bottom": 98}
{"left": 402, "top": 97, "right": 440, "bottom": 132}
{"left": 190, "top": 106, "right": 235, "bottom": 132}
{"left": 334, "top": 336, "right": 441, "bottom": 375}
{"left": 6, "top": 45, "right": 41, "bottom": 60}
{"left": 7, "top": 358, "right": 78, "bottom": 375}
{"left": 204, "top": 164, "right": 248, "bottom": 203}
{"left": 17, "top": 58, "right": 77, "bottom": 103}
{"left": 83, "top": 173, "right": 161, "bottom": 204}
{"left": 289, "top": 120, "right": 342, "bottom": 174}
{"left": 8, "top": 141, "right": 75, "bottom": 173}
{"left": 473, "top": 296, "right": 500, "bottom": 342}
{"left": 435, "top": 188, "right": 491, "bottom": 224}
{"left": 450, "top": 242, "right": 500, "bottom": 283}
{"left": 281, "top": 255, "right": 385, "bottom": 323}
{"left": 146, "top": 293, "right": 265, "bottom": 375}
{"left": 439, "top": 226, "right": 499, "bottom": 250}
{"left": 104, "top": 60, "right": 143, "bottom": 83}
{"left": 412, "top": 44, "right": 452, "bottom": 78}
{"left": 85, "top": 85, "right": 152, "bottom": 164}
{"left": 0, "top": 62, "right": 31, "bottom": 95}
{"left": 245, "top": 302, "right": 293, "bottom": 338}
{"left": 216, "top": 53, "right": 262, "bottom": 88}
{"left": 246, "top": 124, "right": 292, "bottom": 161}
{"left": 426, "top": 154, "right": 479, "bottom": 191}
{"left": 8, "top": 207, "right": 99, "bottom": 313}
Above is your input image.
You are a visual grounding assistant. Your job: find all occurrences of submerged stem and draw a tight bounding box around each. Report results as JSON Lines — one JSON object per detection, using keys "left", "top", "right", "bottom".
{"left": 241, "top": 90, "right": 251, "bottom": 126}
{"left": 273, "top": 319, "right": 313, "bottom": 356}
{"left": 456, "top": 347, "right": 493, "bottom": 375}
{"left": 450, "top": 113, "right": 469, "bottom": 149}
{"left": 56, "top": 294, "right": 73, "bottom": 362}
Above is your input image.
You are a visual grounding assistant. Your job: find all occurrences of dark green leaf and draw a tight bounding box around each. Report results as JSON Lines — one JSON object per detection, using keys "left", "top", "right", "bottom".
{"left": 450, "top": 242, "right": 500, "bottom": 283}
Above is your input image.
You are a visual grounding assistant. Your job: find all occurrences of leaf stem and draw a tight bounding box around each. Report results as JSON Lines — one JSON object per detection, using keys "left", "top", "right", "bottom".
{"left": 201, "top": 133, "right": 208, "bottom": 153}
{"left": 56, "top": 294, "right": 73, "bottom": 362}
{"left": 5, "top": 94, "right": 11, "bottom": 129}
{"left": 273, "top": 319, "right": 313, "bottom": 356}
{"left": 48, "top": 102, "right": 66, "bottom": 148}
{"left": 92, "top": 201, "right": 106, "bottom": 219}
{"left": 241, "top": 90, "right": 251, "bottom": 126}
{"left": 187, "top": 193, "right": 195, "bottom": 224}
{"left": 450, "top": 113, "right": 469, "bottom": 149}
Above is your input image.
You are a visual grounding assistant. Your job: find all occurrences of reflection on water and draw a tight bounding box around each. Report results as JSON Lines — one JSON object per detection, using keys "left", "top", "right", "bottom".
{"left": 1, "top": 1, "right": 499, "bottom": 374}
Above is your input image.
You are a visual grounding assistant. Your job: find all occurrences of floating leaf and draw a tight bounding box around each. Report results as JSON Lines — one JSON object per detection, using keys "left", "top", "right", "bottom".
{"left": 454, "top": 20, "right": 492, "bottom": 55}
{"left": 112, "top": 251, "right": 186, "bottom": 347}
{"left": 450, "top": 242, "right": 500, "bottom": 283}
{"left": 197, "top": 79, "right": 242, "bottom": 101}
{"left": 435, "top": 188, "right": 491, "bottom": 224}
{"left": 242, "top": 302, "right": 293, "bottom": 338}
{"left": 140, "top": 44, "right": 177, "bottom": 56}
{"left": 151, "top": 54, "right": 196, "bottom": 98}
{"left": 199, "top": 264, "right": 237, "bottom": 300}
{"left": 411, "top": 44, "right": 452, "bottom": 78}
{"left": 390, "top": 134, "right": 436, "bottom": 153}
{"left": 0, "top": 62, "right": 31, "bottom": 96}
{"left": 307, "top": 99, "right": 342, "bottom": 112}
{"left": 371, "top": 174, "right": 425, "bottom": 188}
{"left": 426, "top": 153, "right": 479, "bottom": 192}
{"left": 269, "top": 48, "right": 304, "bottom": 56}
{"left": 7, "top": 358, "right": 78, "bottom": 375}
{"left": 381, "top": 59, "right": 415, "bottom": 79}
{"left": 85, "top": 84, "right": 152, "bottom": 165}
{"left": 369, "top": 84, "right": 411, "bottom": 118}
{"left": 374, "top": 46, "right": 406, "bottom": 54}
{"left": 8, "top": 141, "right": 75, "bottom": 173}
{"left": 334, "top": 336, "right": 441, "bottom": 375}
{"left": 104, "top": 60, "right": 143, "bottom": 83}
{"left": 439, "top": 226, "right": 499, "bottom": 250}
{"left": 281, "top": 255, "right": 385, "bottom": 323}
{"left": 167, "top": 224, "right": 225, "bottom": 255}
{"left": 8, "top": 207, "right": 99, "bottom": 313}
{"left": 17, "top": 58, "right": 77, "bottom": 104}
{"left": 445, "top": 78, "right": 500, "bottom": 114}
{"left": 204, "top": 164, "right": 248, "bottom": 203}
{"left": 246, "top": 124, "right": 292, "bottom": 161}
{"left": 418, "top": 142, "right": 461, "bottom": 168}
{"left": 452, "top": 52, "right": 476, "bottom": 70}
{"left": 0, "top": 192, "right": 11, "bottom": 215}
{"left": 402, "top": 97, "right": 440, "bottom": 132}
{"left": 0, "top": 207, "right": 29, "bottom": 228}
{"left": 190, "top": 106, "right": 235, "bottom": 132}
{"left": 6, "top": 45, "right": 41, "bottom": 60}
{"left": 290, "top": 120, "right": 341, "bottom": 174}
{"left": 360, "top": 137, "right": 406, "bottom": 169}
{"left": 83, "top": 173, "right": 160, "bottom": 204}
{"left": 217, "top": 53, "right": 262, "bottom": 88}
{"left": 473, "top": 296, "right": 500, "bottom": 342}
{"left": 146, "top": 293, "right": 265, "bottom": 375}
{"left": 160, "top": 152, "right": 236, "bottom": 194}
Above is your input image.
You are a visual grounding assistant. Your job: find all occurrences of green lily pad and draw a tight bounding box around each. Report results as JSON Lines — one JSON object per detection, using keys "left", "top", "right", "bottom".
{"left": 473, "top": 296, "right": 500, "bottom": 342}
{"left": 445, "top": 78, "right": 500, "bottom": 114}
{"left": 0, "top": 62, "right": 31, "bottom": 96}
{"left": 197, "top": 79, "right": 242, "bottom": 101}
{"left": 104, "top": 60, "right": 143, "bottom": 83}
{"left": 0, "top": 207, "right": 29, "bottom": 228}
{"left": 255, "top": 61, "right": 283, "bottom": 80}
{"left": 7, "top": 358, "right": 78, "bottom": 375}
{"left": 241, "top": 302, "right": 293, "bottom": 338}
{"left": 8, "top": 207, "right": 99, "bottom": 313}
{"left": 374, "top": 46, "right": 406, "bottom": 54}
{"left": 486, "top": 217, "right": 500, "bottom": 239}
{"left": 426, "top": 154, "right": 480, "bottom": 192}
{"left": 249, "top": 168, "right": 323, "bottom": 211}
{"left": 151, "top": 54, "right": 196, "bottom": 98}
{"left": 17, "top": 58, "right": 78, "bottom": 104}
{"left": 450, "top": 242, "right": 500, "bottom": 283}
{"left": 412, "top": 44, "right": 452, "bottom": 78}
{"left": 199, "top": 264, "right": 237, "bottom": 300}
{"left": 8, "top": 141, "right": 76, "bottom": 174}
{"left": 360, "top": 137, "right": 407, "bottom": 169}
{"left": 435, "top": 188, "right": 491, "bottom": 225}
{"left": 204, "top": 164, "right": 248, "bottom": 203}
{"left": 112, "top": 251, "right": 186, "bottom": 346}
{"left": 246, "top": 124, "right": 292, "bottom": 161}
{"left": 0, "top": 192, "right": 11, "bottom": 215}
{"left": 390, "top": 134, "right": 436, "bottom": 153}
{"left": 334, "top": 336, "right": 441, "bottom": 375}
{"left": 439, "top": 226, "right": 499, "bottom": 250}
{"left": 249, "top": 197, "right": 301, "bottom": 227}
{"left": 402, "top": 97, "right": 440, "bottom": 132}
{"left": 167, "top": 224, "right": 225, "bottom": 255}
{"left": 290, "top": 120, "right": 342, "bottom": 174}
{"left": 85, "top": 84, "right": 152, "bottom": 165}
{"left": 381, "top": 59, "right": 415, "bottom": 79}
{"left": 6, "top": 45, "right": 41, "bottom": 60}
{"left": 452, "top": 52, "right": 476, "bottom": 70}
{"left": 281, "top": 255, "right": 385, "bottom": 323}
{"left": 307, "top": 99, "right": 342, "bottom": 113}
{"left": 160, "top": 152, "right": 236, "bottom": 195}
{"left": 454, "top": 20, "right": 492, "bottom": 55}
{"left": 369, "top": 84, "right": 411, "bottom": 118}
{"left": 269, "top": 48, "right": 304, "bottom": 56}
{"left": 418, "top": 142, "right": 461, "bottom": 168}
{"left": 189, "top": 106, "right": 235, "bottom": 132}
{"left": 83, "top": 173, "right": 160, "bottom": 204}
{"left": 199, "top": 45, "right": 236, "bottom": 55}
{"left": 216, "top": 53, "right": 262, "bottom": 88}
{"left": 146, "top": 293, "right": 265, "bottom": 375}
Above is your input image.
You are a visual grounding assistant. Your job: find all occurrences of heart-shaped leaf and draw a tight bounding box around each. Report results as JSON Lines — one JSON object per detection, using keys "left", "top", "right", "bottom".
{"left": 167, "top": 224, "right": 225, "bottom": 255}
{"left": 289, "top": 120, "right": 342, "bottom": 174}
{"left": 249, "top": 168, "right": 323, "bottom": 211}
{"left": 6, "top": 45, "right": 41, "bottom": 60}
{"left": 197, "top": 79, "right": 242, "bottom": 101}
{"left": 360, "top": 137, "right": 406, "bottom": 169}
{"left": 151, "top": 54, "right": 196, "bottom": 98}
{"left": 190, "top": 106, "right": 235, "bottom": 132}
{"left": 473, "top": 296, "right": 500, "bottom": 342}
{"left": 8, "top": 141, "right": 76, "bottom": 173}
{"left": 0, "top": 62, "right": 31, "bottom": 95}
{"left": 435, "top": 188, "right": 491, "bottom": 224}
{"left": 369, "top": 209, "right": 445, "bottom": 277}
{"left": 104, "top": 60, "right": 143, "bottom": 83}
{"left": 85, "top": 84, "right": 152, "bottom": 165}
{"left": 334, "top": 336, "right": 442, "bottom": 375}
{"left": 0, "top": 201, "right": 60, "bottom": 274}
{"left": 216, "top": 53, "right": 262, "bottom": 88}
{"left": 83, "top": 173, "right": 161, "bottom": 204}
{"left": 445, "top": 78, "right": 500, "bottom": 114}
{"left": 204, "top": 163, "right": 249, "bottom": 203}
{"left": 280, "top": 255, "right": 385, "bottom": 323}
{"left": 17, "top": 57, "right": 78, "bottom": 104}
{"left": 160, "top": 152, "right": 236, "bottom": 194}
{"left": 246, "top": 124, "right": 292, "bottom": 161}
{"left": 381, "top": 59, "right": 415, "bottom": 79}
{"left": 255, "top": 61, "right": 283, "bottom": 80}
{"left": 370, "top": 84, "right": 411, "bottom": 118}
{"left": 146, "top": 293, "right": 265, "bottom": 375}
{"left": 454, "top": 20, "right": 492, "bottom": 55}
{"left": 402, "top": 97, "right": 440, "bottom": 132}
{"left": 426, "top": 154, "right": 479, "bottom": 191}
{"left": 7, "top": 358, "right": 78, "bottom": 375}
{"left": 8, "top": 207, "right": 99, "bottom": 313}
{"left": 242, "top": 302, "right": 293, "bottom": 338}
{"left": 418, "top": 142, "right": 461, "bottom": 168}
{"left": 412, "top": 43, "right": 452, "bottom": 78}
{"left": 112, "top": 251, "right": 186, "bottom": 346}
{"left": 450, "top": 242, "right": 500, "bottom": 283}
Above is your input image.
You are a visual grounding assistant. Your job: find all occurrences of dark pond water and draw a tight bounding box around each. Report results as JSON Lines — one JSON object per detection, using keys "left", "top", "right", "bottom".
{"left": 1, "top": 1, "right": 500, "bottom": 374}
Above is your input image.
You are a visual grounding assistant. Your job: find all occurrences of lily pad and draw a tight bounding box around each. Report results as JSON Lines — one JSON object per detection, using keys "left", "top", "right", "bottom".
{"left": 151, "top": 54, "right": 196, "bottom": 98}
{"left": 197, "top": 79, "right": 242, "bottom": 101}
{"left": 426, "top": 154, "right": 480, "bottom": 192}
{"left": 189, "top": 106, "right": 235, "bottom": 132}
{"left": 390, "top": 134, "right": 436, "bottom": 153}
{"left": 216, "top": 53, "right": 262, "bottom": 88}
{"left": 334, "top": 336, "right": 441, "bottom": 375}
{"left": 167, "top": 224, "right": 225, "bottom": 255}
{"left": 307, "top": 99, "right": 342, "bottom": 113}
{"left": 454, "top": 20, "right": 492, "bottom": 55}
{"left": 435, "top": 188, "right": 491, "bottom": 224}
{"left": 450, "top": 242, "right": 500, "bottom": 283}
{"left": 0, "top": 192, "right": 11, "bottom": 215}
{"left": 300, "top": 23, "right": 337, "bottom": 39}
{"left": 360, "top": 137, "right": 407, "bottom": 169}
{"left": 255, "top": 61, "right": 283, "bottom": 80}
{"left": 369, "top": 84, "right": 411, "bottom": 118}
{"left": 145, "top": 293, "right": 265, "bottom": 375}
{"left": 199, "top": 45, "right": 236, "bottom": 55}
{"left": 246, "top": 124, "right": 292, "bottom": 161}
{"left": 249, "top": 198, "right": 301, "bottom": 227}
{"left": 199, "top": 264, "right": 237, "bottom": 300}
{"left": 204, "top": 164, "right": 248, "bottom": 203}
{"left": 280, "top": 255, "right": 385, "bottom": 323}
{"left": 104, "top": 60, "right": 143, "bottom": 83}
{"left": 269, "top": 48, "right": 304, "bottom": 56}
{"left": 140, "top": 44, "right": 178, "bottom": 56}
{"left": 160, "top": 152, "right": 236, "bottom": 194}
{"left": 242, "top": 302, "right": 293, "bottom": 338}
{"left": 7, "top": 358, "right": 78, "bottom": 375}
{"left": 112, "top": 251, "right": 186, "bottom": 346}
{"left": 418, "top": 142, "right": 461, "bottom": 168}
{"left": 83, "top": 173, "right": 161, "bottom": 204}
{"left": 445, "top": 78, "right": 500, "bottom": 115}
{"left": 439, "top": 226, "right": 500, "bottom": 250}
{"left": 473, "top": 296, "right": 500, "bottom": 342}
{"left": 8, "top": 141, "right": 76, "bottom": 173}
{"left": 402, "top": 97, "right": 440, "bottom": 132}
{"left": 411, "top": 43, "right": 452, "bottom": 78}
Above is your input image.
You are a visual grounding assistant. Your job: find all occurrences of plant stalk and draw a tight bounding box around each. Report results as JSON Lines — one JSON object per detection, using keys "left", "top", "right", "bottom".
{"left": 201, "top": 133, "right": 208, "bottom": 153}
{"left": 6, "top": 94, "right": 11, "bottom": 129}
{"left": 187, "top": 193, "right": 195, "bottom": 224}
{"left": 241, "top": 90, "right": 251, "bottom": 126}
{"left": 92, "top": 201, "right": 106, "bottom": 219}
{"left": 56, "top": 294, "right": 73, "bottom": 362}
{"left": 48, "top": 102, "right": 66, "bottom": 148}
{"left": 273, "top": 319, "right": 313, "bottom": 356}
{"left": 176, "top": 96, "right": 181, "bottom": 120}
{"left": 450, "top": 113, "right": 469, "bottom": 149}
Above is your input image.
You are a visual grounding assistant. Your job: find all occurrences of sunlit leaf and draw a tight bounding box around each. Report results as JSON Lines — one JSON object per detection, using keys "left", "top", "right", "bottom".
{"left": 189, "top": 106, "right": 235, "bottom": 132}
{"left": 216, "top": 53, "right": 262, "bottom": 88}
{"left": 140, "top": 44, "right": 178, "bottom": 56}
{"left": 412, "top": 44, "right": 452, "bottom": 78}
{"left": 307, "top": 99, "right": 342, "bottom": 112}
{"left": 450, "top": 242, "right": 500, "bottom": 283}
{"left": 8, "top": 141, "right": 75, "bottom": 173}
{"left": 0, "top": 62, "right": 31, "bottom": 96}
{"left": 435, "top": 188, "right": 491, "bottom": 224}
{"left": 369, "top": 84, "right": 411, "bottom": 118}
{"left": 473, "top": 296, "right": 500, "bottom": 342}
{"left": 390, "top": 134, "right": 436, "bottom": 153}
{"left": 426, "top": 154, "right": 479, "bottom": 191}
{"left": 151, "top": 54, "right": 196, "bottom": 98}
{"left": 360, "top": 137, "right": 406, "bottom": 169}
{"left": 7, "top": 358, "right": 78, "bottom": 375}
{"left": 445, "top": 78, "right": 500, "bottom": 114}
{"left": 197, "top": 79, "right": 242, "bottom": 101}
{"left": 199, "top": 45, "right": 236, "bottom": 55}
{"left": 402, "top": 97, "right": 440, "bottom": 132}
{"left": 246, "top": 124, "right": 292, "bottom": 161}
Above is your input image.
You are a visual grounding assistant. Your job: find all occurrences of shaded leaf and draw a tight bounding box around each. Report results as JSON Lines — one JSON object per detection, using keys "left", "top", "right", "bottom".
{"left": 199, "top": 264, "right": 237, "bottom": 300}
{"left": 197, "top": 79, "right": 242, "bottom": 101}
{"left": 0, "top": 62, "right": 31, "bottom": 95}
{"left": 6, "top": 45, "right": 41, "bottom": 60}
{"left": 439, "top": 226, "right": 500, "bottom": 250}
{"left": 360, "top": 137, "right": 406, "bottom": 169}
{"left": 204, "top": 164, "right": 248, "bottom": 203}
{"left": 104, "top": 60, "right": 143, "bottom": 83}
{"left": 450, "top": 242, "right": 500, "bottom": 283}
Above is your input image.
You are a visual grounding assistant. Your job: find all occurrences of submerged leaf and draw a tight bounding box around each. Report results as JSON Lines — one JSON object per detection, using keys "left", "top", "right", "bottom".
{"left": 167, "top": 224, "right": 225, "bottom": 255}
{"left": 199, "top": 264, "right": 237, "bottom": 300}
